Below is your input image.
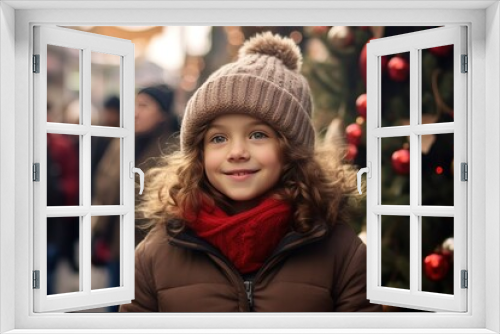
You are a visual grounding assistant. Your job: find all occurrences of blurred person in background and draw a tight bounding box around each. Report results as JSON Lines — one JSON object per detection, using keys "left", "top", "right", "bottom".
{"left": 91, "top": 95, "right": 120, "bottom": 197}
{"left": 134, "top": 84, "right": 181, "bottom": 241}
{"left": 46, "top": 102, "right": 80, "bottom": 295}
{"left": 91, "top": 84, "right": 180, "bottom": 311}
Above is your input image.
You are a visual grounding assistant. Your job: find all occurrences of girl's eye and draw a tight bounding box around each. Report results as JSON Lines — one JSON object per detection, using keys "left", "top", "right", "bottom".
{"left": 250, "top": 131, "right": 268, "bottom": 140}
{"left": 210, "top": 135, "right": 226, "bottom": 144}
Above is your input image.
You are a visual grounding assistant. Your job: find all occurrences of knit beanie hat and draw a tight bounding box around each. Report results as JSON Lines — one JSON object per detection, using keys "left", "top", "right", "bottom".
{"left": 180, "top": 32, "right": 315, "bottom": 152}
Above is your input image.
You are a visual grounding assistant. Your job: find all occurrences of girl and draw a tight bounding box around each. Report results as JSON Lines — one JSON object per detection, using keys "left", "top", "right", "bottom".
{"left": 119, "top": 32, "right": 381, "bottom": 312}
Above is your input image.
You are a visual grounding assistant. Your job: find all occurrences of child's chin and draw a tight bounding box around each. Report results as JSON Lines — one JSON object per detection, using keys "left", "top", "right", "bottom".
{"left": 226, "top": 191, "right": 270, "bottom": 203}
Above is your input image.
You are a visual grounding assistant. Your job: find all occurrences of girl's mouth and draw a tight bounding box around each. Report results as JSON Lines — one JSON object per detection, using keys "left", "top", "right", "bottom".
{"left": 225, "top": 170, "right": 258, "bottom": 181}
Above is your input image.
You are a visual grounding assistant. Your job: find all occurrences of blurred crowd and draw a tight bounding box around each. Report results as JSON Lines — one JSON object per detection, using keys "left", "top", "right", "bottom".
{"left": 47, "top": 84, "right": 181, "bottom": 312}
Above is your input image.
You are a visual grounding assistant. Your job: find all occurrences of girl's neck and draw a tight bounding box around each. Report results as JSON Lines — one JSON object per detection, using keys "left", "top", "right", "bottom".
{"left": 225, "top": 198, "right": 262, "bottom": 215}
{"left": 221, "top": 191, "right": 283, "bottom": 216}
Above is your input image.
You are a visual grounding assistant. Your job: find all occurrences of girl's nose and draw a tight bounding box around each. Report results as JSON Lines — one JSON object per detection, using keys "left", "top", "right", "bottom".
{"left": 227, "top": 140, "right": 250, "bottom": 161}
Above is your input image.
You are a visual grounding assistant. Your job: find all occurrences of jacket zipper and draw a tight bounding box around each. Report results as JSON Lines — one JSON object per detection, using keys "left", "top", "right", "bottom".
{"left": 169, "top": 233, "right": 251, "bottom": 310}
{"left": 169, "top": 224, "right": 328, "bottom": 311}
{"left": 244, "top": 280, "right": 254, "bottom": 310}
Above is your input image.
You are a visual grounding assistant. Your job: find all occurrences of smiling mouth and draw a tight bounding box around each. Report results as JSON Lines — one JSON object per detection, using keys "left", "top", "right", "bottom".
{"left": 224, "top": 170, "right": 259, "bottom": 177}
{"left": 229, "top": 171, "right": 256, "bottom": 176}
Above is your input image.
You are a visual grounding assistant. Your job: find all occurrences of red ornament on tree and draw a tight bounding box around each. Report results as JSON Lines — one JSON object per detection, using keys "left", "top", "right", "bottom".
{"left": 429, "top": 45, "right": 453, "bottom": 57}
{"left": 345, "top": 123, "right": 363, "bottom": 146}
{"left": 356, "top": 94, "right": 367, "bottom": 119}
{"left": 387, "top": 55, "right": 409, "bottom": 82}
{"left": 345, "top": 144, "right": 358, "bottom": 161}
{"left": 424, "top": 253, "right": 450, "bottom": 281}
{"left": 391, "top": 148, "right": 410, "bottom": 175}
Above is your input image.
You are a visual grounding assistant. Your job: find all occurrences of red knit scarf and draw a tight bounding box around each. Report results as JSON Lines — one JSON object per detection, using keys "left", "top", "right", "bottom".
{"left": 188, "top": 197, "right": 292, "bottom": 274}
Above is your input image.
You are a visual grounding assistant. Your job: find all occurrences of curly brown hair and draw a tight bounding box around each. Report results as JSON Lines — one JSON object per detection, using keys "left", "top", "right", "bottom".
{"left": 136, "top": 122, "right": 362, "bottom": 235}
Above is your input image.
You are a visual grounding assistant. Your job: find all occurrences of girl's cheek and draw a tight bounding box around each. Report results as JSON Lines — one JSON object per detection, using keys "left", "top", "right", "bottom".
{"left": 203, "top": 150, "right": 221, "bottom": 169}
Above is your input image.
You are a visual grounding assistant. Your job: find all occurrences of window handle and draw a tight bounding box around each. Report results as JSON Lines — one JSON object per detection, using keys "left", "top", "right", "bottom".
{"left": 129, "top": 162, "right": 144, "bottom": 195}
{"left": 357, "top": 162, "right": 371, "bottom": 194}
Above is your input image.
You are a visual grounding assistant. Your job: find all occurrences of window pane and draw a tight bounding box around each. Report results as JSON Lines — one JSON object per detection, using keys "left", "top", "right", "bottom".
{"left": 91, "top": 137, "right": 121, "bottom": 206}
{"left": 47, "top": 217, "right": 80, "bottom": 295}
{"left": 421, "top": 216, "right": 454, "bottom": 294}
{"left": 381, "top": 52, "right": 410, "bottom": 127}
{"left": 91, "top": 216, "right": 121, "bottom": 292}
{"left": 381, "top": 137, "right": 410, "bottom": 205}
{"left": 91, "top": 52, "right": 121, "bottom": 127}
{"left": 381, "top": 215, "right": 410, "bottom": 290}
{"left": 47, "top": 44, "right": 80, "bottom": 124}
{"left": 421, "top": 133, "right": 454, "bottom": 206}
{"left": 420, "top": 45, "right": 454, "bottom": 124}
{"left": 47, "top": 134, "right": 80, "bottom": 206}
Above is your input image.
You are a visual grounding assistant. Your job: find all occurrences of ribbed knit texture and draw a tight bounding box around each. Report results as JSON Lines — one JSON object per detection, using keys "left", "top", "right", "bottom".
{"left": 187, "top": 197, "right": 292, "bottom": 274}
{"left": 180, "top": 32, "right": 315, "bottom": 152}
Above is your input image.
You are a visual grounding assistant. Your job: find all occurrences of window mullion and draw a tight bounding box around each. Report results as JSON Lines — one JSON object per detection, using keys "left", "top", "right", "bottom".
{"left": 409, "top": 47, "right": 420, "bottom": 295}
{"left": 82, "top": 47, "right": 91, "bottom": 295}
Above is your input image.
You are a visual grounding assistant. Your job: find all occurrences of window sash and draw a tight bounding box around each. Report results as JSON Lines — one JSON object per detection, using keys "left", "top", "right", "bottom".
{"left": 365, "top": 26, "right": 468, "bottom": 312}
{"left": 32, "top": 25, "right": 135, "bottom": 313}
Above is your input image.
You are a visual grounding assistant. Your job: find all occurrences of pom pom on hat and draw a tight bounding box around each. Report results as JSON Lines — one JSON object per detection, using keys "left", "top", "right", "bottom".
{"left": 238, "top": 32, "right": 303, "bottom": 72}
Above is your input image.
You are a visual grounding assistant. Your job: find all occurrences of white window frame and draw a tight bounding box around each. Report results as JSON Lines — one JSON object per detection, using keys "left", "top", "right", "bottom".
{"left": 0, "top": 1, "right": 498, "bottom": 333}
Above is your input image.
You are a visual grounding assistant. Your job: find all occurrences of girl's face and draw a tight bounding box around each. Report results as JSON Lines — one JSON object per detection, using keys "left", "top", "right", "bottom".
{"left": 135, "top": 93, "right": 166, "bottom": 134}
{"left": 203, "top": 114, "right": 283, "bottom": 211}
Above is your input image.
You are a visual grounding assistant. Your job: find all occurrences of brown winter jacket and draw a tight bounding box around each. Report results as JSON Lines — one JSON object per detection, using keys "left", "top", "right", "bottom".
{"left": 119, "top": 219, "right": 382, "bottom": 312}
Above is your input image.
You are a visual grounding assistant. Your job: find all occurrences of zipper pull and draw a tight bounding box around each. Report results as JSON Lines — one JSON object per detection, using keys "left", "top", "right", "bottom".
{"left": 244, "top": 280, "right": 254, "bottom": 310}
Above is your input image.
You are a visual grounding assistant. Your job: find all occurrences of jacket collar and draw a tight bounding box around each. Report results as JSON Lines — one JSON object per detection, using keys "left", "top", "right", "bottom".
{"left": 167, "top": 219, "right": 330, "bottom": 287}
{"left": 167, "top": 219, "right": 330, "bottom": 259}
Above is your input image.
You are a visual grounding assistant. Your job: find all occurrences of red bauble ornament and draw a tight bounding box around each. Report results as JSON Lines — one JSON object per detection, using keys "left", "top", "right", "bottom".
{"left": 345, "top": 144, "right": 358, "bottom": 161}
{"left": 356, "top": 94, "right": 367, "bottom": 119}
{"left": 391, "top": 148, "right": 410, "bottom": 175}
{"left": 360, "top": 41, "right": 388, "bottom": 84}
{"left": 345, "top": 123, "right": 363, "bottom": 146}
{"left": 429, "top": 45, "right": 453, "bottom": 57}
{"left": 424, "top": 253, "right": 450, "bottom": 281}
{"left": 387, "top": 56, "right": 409, "bottom": 82}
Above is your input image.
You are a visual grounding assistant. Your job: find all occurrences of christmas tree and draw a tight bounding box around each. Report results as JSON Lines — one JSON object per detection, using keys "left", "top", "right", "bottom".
{"left": 300, "top": 26, "right": 456, "bottom": 309}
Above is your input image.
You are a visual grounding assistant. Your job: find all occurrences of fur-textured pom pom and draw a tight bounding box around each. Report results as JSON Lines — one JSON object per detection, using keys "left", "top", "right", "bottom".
{"left": 238, "top": 32, "right": 303, "bottom": 72}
